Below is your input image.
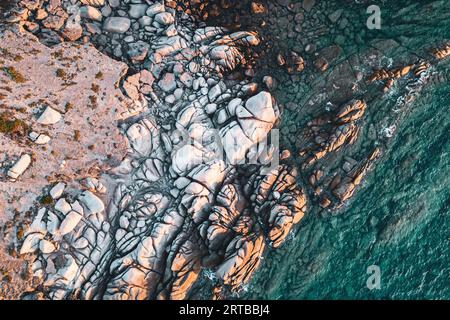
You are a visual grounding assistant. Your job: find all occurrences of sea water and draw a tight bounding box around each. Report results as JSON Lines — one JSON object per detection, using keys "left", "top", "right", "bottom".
{"left": 244, "top": 68, "right": 449, "bottom": 301}
{"left": 244, "top": 0, "right": 450, "bottom": 300}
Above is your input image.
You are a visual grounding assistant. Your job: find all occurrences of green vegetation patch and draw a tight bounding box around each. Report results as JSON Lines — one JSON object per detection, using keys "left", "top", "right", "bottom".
{"left": 39, "top": 194, "right": 54, "bottom": 206}
{"left": 2, "top": 66, "right": 27, "bottom": 83}
{"left": 55, "top": 68, "right": 67, "bottom": 79}
{"left": 95, "top": 71, "right": 104, "bottom": 80}
{"left": 0, "top": 112, "right": 29, "bottom": 137}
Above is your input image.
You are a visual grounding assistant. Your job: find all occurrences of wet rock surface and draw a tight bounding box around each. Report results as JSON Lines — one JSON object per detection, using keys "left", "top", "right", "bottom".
{"left": 1, "top": 0, "right": 449, "bottom": 299}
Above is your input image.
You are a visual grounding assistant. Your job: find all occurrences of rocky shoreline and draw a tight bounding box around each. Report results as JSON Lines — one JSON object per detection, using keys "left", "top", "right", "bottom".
{"left": 0, "top": 0, "right": 449, "bottom": 299}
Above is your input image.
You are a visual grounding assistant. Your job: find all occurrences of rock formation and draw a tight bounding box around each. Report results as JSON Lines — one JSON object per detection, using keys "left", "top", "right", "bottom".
{"left": 4, "top": 0, "right": 307, "bottom": 300}
{"left": 2, "top": 0, "right": 449, "bottom": 300}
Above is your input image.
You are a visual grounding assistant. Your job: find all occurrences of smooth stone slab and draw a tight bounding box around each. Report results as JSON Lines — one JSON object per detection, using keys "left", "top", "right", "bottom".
{"left": 37, "top": 106, "right": 62, "bottom": 125}
{"left": 7, "top": 154, "right": 31, "bottom": 180}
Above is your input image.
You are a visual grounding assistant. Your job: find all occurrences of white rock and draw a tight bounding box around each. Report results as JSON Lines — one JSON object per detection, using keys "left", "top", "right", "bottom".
{"left": 158, "top": 73, "right": 176, "bottom": 93}
{"left": 37, "top": 106, "right": 62, "bottom": 125}
{"left": 59, "top": 255, "right": 78, "bottom": 282}
{"left": 79, "top": 190, "right": 105, "bottom": 215}
{"left": 39, "top": 239, "right": 56, "bottom": 254}
{"left": 31, "top": 260, "right": 43, "bottom": 277}
{"left": 71, "top": 200, "right": 84, "bottom": 215}
{"left": 26, "top": 208, "right": 46, "bottom": 234}
{"left": 50, "top": 182, "right": 66, "bottom": 199}
{"left": 208, "top": 84, "right": 222, "bottom": 101}
{"left": 29, "top": 131, "right": 51, "bottom": 144}
{"left": 108, "top": 0, "right": 119, "bottom": 8}
{"left": 226, "top": 98, "right": 242, "bottom": 116}
{"left": 216, "top": 109, "right": 228, "bottom": 124}
{"left": 220, "top": 122, "right": 253, "bottom": 164}
{"left": 20, "top": 233, "right": 44, "bottom": 254}
{"left": 205, "top": 103, "right": 217, "bottom": 114}
{"left": 165, "top": 24, "right": 177, "bottom": 37}
{"left": 171, "top": 145, "right": 205, "bottom": 175}
{"left": 236, "top": 91, "right": 276, "bottom": 142}
{"left": 59, "top": 210, "right": 83, "bottom": 235}
{"left": 165, "top": 94, "right": 175, "bottom": 104}
{"left": 55, "top": 198, "right": 72, "bottom": 215}
{"left": 73, "top": 237, "right": 89, "bottom": 249}
{"left": 146, "top": 3, "right": 165, "bottom": 17}
{"left": 126, "top": 123, "right": 153, "bottom": 156}
{"left": 139, "top": 16, "right": 152, "bottom": 27}
{"left": 188, "top": 160, "right": 226, "bottom": 189}
{"left": 7, "top": 154, "right": 31, "bottom": 180}
{"left": 46, "top": 211, "right": 60, "bottom": 235}
{"left": 241, "top": 91, "right": 274, "bottom": 121}
{"left": 173, "top": 88, "right": 183, "bottom": 100}
{"left": 154, "top": 12, "right": 174, "bottom": 26}
{"left": 119, "top": 215, "right": 129, "bottom": 229}
{"left": 85, "top": 177, "right": 107, "bottom": 193}
{"left": 101, "top": 5, "right": 111, "bottom": 17}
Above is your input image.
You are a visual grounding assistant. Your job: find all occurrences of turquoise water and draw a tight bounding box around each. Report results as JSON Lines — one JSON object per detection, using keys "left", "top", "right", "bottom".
{"left": 242, "top": 0, "right": 450, "bottom": 300}
{"left": 245, "top": 84, "right": 449, "bottom": 300}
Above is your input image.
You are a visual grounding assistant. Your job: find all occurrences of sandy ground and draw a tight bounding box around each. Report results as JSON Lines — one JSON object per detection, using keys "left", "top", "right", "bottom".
{"left": 0, "top": 26, "right": 130, "bottom": 299}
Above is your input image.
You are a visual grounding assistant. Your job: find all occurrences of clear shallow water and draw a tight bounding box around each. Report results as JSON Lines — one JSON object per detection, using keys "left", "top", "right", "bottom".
{"left": 245, "top": 84, "right": 449, "bottom": 300}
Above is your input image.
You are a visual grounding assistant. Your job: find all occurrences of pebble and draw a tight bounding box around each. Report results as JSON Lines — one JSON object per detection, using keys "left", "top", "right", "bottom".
{"left": 81, "top": 0, "right": 105, "bottom": 7}
{"left": 303, "top": 0, "right": 316, "bottom": 12}
{"left": 139, "top": 16, "right": 152, "bottom": 27}
{"left": 173, "top": 88, "right": 183, "bottom": 100}
{"left": 128, "top": 4, "right": 148, "bottom": 19}
{"left": 80, "top": 6, "right": 103, "bottom": 22}
{"left": 158, "top": 73, "right": 176, "bottom": 93}
{"left": 29, "top": 132, "right": 51, "bottom": 144}
{"left": 103, "top": 17, "right": 131, "bottom": 33}
{"left": 101, "top": 5, "right": 112, "bottom": 17}
{"left": 108, "top": 0, "right": 119, "bottom": 8}
{"left": 146, "top": 3, "right": 165, "bottom": 17}
{"left": 154, "top": 12, "right": 174, "bottom": 26}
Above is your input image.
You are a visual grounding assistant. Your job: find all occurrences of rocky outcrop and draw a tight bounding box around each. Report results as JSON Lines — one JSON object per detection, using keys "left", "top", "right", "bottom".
{"left": 9, "top": 0, "right": 308, "bottom": 300}
{"left": 312, "top": 147, "right": 382, "bottom": 209}
{"left": 6, "top": 0, "right": 448, "bottom": 301}
{"left": 300, "top": 99, "right": 367, "bottom": 168}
